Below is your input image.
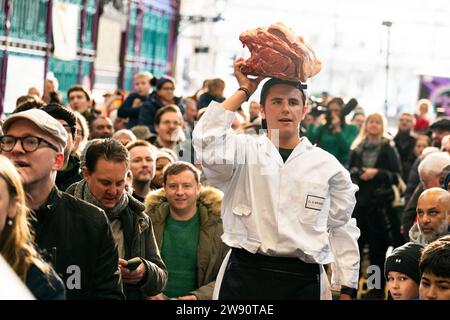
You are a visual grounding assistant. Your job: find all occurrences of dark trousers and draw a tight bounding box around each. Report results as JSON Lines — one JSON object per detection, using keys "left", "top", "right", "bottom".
{"left": 218, "top": 248, "right": 320, "bottom": 300}
{"left": 353, "top": 203, "right": 390, "bottom": 288}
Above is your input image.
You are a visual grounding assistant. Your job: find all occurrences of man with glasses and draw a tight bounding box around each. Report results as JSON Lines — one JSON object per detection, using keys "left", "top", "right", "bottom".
{"left": 138, "top": 77, "right": 185, "bottom": 134}
{"left": 0, "top": 109, "right": 124, "bottom": 300}
{"left": 414, "top": 188, "right": 450, "bottom": 246}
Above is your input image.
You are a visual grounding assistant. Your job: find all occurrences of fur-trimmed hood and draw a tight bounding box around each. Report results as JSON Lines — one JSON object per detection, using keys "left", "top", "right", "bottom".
{"left": 144, "top": 186, "right": 223, "bottom": 218}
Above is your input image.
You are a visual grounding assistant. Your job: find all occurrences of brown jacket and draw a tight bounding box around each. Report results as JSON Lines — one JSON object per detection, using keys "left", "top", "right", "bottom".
{"left": 144, "top": 186, "right": 229, "bottom": 300}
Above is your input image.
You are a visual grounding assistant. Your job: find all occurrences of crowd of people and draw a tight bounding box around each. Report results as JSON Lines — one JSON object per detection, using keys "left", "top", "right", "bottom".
{"left": 0, "top": 62, "right": 449, "bottom": 300}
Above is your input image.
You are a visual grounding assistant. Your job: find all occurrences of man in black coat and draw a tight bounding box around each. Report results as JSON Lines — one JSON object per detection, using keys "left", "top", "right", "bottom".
{"left": 393, "top": 113, "right": 417, "bottom": 182}
{"left": 1, "top": 109, "right": 123, "bottom": 300}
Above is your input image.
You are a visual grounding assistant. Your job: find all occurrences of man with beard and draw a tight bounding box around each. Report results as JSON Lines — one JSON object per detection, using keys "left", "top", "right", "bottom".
{"left": 410, "top": 188, "right": 450, "bottom": 245}
{"left": 429, "top": 118, "right": 450, "bottom": 149}
{"left": 89, "top": 116, "right": 114, "bottom": 139}
{"left": 126, "top": 140, "right": 158, "bottom": 202}
{"left": 402, "top": 152, "right": 450, "bottom": 239}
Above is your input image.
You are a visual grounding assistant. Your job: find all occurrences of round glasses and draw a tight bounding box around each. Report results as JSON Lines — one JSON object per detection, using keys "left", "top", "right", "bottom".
{"left": 0, "top": 135, "right": 59, "bottom": 153}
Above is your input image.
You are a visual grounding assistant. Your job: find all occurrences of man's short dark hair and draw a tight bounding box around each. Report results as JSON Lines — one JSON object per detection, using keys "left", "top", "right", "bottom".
{"left": 419, "top": 235, "right": 450, "bottom": 278}
{"left": 67, "top": 85, "right": 92, "bottom": 101}
{"left": 14, "top": 98, "right": 46, "bottom": 113}
{"left": 41, "top": 103, "right": 77, "bottom": 139}
{"left": 85, "top": 138, "right": 130, "bottom": 173}
{"left": 154, "top": 105, "right": 182, "bottom": 126}
{"left": 430, "top": 118, "right": 450, "bottom": 132}
{"left": 163, "top": 161, "right": 201, "bottom": 185}
{"left": 90, "top": 115, "right": 111, "bottom": 130}
{"left": 260, "top": 78, "right": 306, "bottom": 107}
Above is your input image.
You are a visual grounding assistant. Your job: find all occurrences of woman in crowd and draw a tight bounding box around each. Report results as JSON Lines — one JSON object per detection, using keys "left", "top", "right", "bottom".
{"left": 138, "top": 76, "right": 185, "bottom": 133}
{"left": 349, "top": 113, "right": 402, "bottom": 299}
{"left": 197, "top": 78, "right": 226, "bottom": 109}
{"left": 71, "top": 111, "right": 90, "bottom": 159}
{"left": 0, "top": 156, "right": 65, "bottom": 299}
{"left": 151, "top": 149, "right": 176, "bottom": 190}
{"left": 307, "top": 97, "right": 359, "bottom": 166}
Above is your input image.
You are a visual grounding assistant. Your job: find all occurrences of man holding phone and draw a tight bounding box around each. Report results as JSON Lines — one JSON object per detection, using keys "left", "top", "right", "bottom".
{"left": 66, "top": 139, "right": 167, "bottom": 299}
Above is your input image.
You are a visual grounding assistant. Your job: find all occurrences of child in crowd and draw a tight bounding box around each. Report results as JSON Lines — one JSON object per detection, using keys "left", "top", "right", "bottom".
{"left": 419, "top": 235, "right": 450, "bottom": 300}
{"left": 385, "top": 242, "right": 422, "bottom": 300}
{"left": 118, "top": 71, "right": 155, "bottom": 128}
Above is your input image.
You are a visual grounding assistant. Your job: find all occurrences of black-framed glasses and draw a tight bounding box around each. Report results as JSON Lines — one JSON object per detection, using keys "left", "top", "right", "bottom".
{"left": 0, "top": 135, "right": 59, "bottom": 153}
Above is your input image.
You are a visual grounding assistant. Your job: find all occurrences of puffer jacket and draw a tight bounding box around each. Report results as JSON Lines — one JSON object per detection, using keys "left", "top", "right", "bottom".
{"left": 144, "top": 186, "right": 229, "bottom": 300}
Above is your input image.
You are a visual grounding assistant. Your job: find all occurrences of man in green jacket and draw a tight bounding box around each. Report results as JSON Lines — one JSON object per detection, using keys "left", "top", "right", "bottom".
{"left": 145, "top": 161, "right": 229, "bottom": 300}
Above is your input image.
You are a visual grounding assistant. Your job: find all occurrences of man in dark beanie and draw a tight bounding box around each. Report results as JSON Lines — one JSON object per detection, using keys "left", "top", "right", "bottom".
{"left": 385, "top": 242, "right": 422, "bottom": 300}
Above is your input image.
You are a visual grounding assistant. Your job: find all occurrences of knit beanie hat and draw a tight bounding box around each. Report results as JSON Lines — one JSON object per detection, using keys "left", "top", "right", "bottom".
{"left": 385, "top": 242, "right": 423, "bottom": 285}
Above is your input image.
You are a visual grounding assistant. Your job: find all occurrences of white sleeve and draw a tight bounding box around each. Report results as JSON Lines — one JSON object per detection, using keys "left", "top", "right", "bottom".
{"left": 327, "top": 168, "right": 361, "bottom": 289}
{"left": 192, "top": 102, "right": 247, "bottom": 187}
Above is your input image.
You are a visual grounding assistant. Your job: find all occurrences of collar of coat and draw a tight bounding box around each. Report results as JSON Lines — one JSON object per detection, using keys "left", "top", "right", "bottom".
{"left": 144, "top": 186, "right": 223, "bottom": 225}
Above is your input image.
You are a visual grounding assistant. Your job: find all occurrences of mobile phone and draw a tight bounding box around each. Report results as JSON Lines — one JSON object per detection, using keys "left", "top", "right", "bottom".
{"left": 126, "top": 258, "right": 142, "bottom": 271}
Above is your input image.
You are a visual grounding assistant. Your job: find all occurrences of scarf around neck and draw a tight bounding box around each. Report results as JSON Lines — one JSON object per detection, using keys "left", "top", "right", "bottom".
{"left": 74, "top": 180, "right": 129, "bottom": 220}
{"left": 357, "top": 138, "right": 383, "bottom": 168}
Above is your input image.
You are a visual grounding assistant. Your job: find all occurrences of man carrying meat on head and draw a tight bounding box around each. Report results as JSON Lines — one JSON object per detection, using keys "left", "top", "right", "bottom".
{"left": 192, "top": 23, "right": 360, "bottom": 300}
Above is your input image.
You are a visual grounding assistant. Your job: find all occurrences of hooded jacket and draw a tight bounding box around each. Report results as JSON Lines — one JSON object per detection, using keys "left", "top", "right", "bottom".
{"left": 144, "top": 186, "right": 229, "bottom": 300}
{"left": 409, "top": 222, "right": 450, "bottom": 246}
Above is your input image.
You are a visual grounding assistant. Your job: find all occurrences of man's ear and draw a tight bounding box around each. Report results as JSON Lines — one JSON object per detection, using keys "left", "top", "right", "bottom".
{"left": 301, "top": 105, "right": 307, "bottom": 120}
{"left": 259, "top": 104, "right": 266, "bottom": 119}
{"left": 82, "top": 166, "right": 90, "bottom": 181}
{"left": 53, "top": 152, "right": 65, "bottom": 171}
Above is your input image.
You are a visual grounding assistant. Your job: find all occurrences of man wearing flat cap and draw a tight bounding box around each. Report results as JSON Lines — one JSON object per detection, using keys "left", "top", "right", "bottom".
{"left": 0, "top": 109, "right": 124, "bottom": 300}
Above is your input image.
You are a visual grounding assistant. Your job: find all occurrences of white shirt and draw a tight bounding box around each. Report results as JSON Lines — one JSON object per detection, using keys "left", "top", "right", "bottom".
{"left": 193, "top": 103, "right": 361, "bottom": 289}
